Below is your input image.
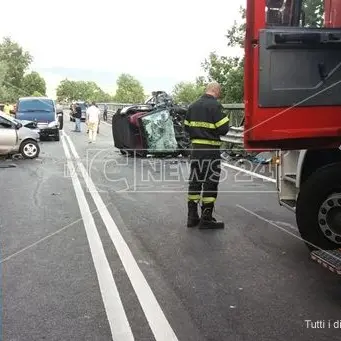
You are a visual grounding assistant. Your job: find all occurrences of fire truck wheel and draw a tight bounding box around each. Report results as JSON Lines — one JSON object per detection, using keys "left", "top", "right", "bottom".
{"left": 296, "top": 162, "right": 341, "bottom": 251}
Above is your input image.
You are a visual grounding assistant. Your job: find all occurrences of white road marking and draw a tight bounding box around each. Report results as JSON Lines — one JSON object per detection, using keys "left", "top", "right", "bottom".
{"left": 0, "top": 205, "right": 110, "bottom": 263}
{"left": 236, "top": 204, "right": 300, "bottom": 240}
{"left": 222, "top": 161, "right": 276, "bottom": 183}
{"left": 64, "top": 133, "right": 179, "bottom": 341}
{"left": 270, "top": 220, "right": 298, "bottom": 231}
{"left": 237, "top": 204, "right": 341, "bottom": 261}
{"left": 61, "top": 135, "right": 134, "bottom": 341}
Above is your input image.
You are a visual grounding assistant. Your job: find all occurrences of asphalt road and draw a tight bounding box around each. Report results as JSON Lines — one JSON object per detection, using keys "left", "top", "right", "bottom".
{"left": 1, "top": 117, "right": 341, "bottom": 341}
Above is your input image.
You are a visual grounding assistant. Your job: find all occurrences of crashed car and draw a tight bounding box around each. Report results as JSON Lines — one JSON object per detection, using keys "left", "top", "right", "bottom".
{"left": 13, "top": 118, "right": 39, "bottom": 130}
{"left": 0, "top": 111, "right": 40, "bottom": 159}
{"left": 112, "top": 91, "right": 191, "bottom": 157}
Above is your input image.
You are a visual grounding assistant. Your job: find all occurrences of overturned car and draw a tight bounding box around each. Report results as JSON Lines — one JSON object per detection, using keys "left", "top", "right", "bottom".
{"left": 112, "top": 91, "right": 191, "bottom": 157}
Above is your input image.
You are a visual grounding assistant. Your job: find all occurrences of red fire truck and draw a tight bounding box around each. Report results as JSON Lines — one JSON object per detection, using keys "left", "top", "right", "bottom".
{"left": 244, "top": 0, "right": 341, "bottom": 274}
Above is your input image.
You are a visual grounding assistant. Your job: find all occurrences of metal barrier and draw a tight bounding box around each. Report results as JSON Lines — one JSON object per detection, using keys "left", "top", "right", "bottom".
{"left": 95, "top": 102, "right": 244, "bottom": 124}
{"left": 63, "top": 102, "right": 245, "bottom": 147}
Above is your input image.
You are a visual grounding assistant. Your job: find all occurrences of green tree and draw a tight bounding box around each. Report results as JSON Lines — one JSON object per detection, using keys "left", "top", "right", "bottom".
{"left": 303, "top": 0, "right": 324, "bottom": 27}
{"left": 56, "top": 79, "right": 78, "bottom": 102}
{"left": 0, "top": 37, "right": 33, "bottom": 100}
{"left": 56, "top": 79, "right": 113, "bottom": 102}
{"left": 22, "top": 71, "right": 46, "bottom": 96}
{"left": 201, "top": 6, "right": 245, "bottom": 103}
{"left": 31, "top": 90, "right": 43, "bottom": 97}
{"left": 172, "top": 81, "right": 205, "bottom": 104}
{"left": 113, "top": 73, "right": 145, "bottom": 103}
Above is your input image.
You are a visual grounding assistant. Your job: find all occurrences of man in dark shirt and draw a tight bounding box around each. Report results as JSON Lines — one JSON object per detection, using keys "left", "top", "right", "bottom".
{"left": 184, "top": 82, "right": 230, "bottom": 229}
{"left": 103, "top": 104, "right": 108, "bottom": 121}
{"left": 74, "top": 104, "right": 82, "bottom": 132}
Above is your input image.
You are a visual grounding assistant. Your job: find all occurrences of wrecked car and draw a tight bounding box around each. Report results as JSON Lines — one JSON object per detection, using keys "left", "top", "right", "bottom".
{"left": 0, "top": 111, "right": 40, "bottom": 159}
{"left": 14, "top": 118, "right": 39, "bottom": 130}
{"left": 112, "top": 91, "right": 191, "bottom": 157}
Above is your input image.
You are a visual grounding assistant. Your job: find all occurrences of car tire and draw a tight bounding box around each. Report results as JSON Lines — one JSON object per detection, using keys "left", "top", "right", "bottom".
{"left": 20, "top": 139, "right": 40, "bottom": 159}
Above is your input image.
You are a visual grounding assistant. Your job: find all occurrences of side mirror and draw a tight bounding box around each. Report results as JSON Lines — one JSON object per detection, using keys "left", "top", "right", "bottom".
{"left": 16, "top": 122, "right": 22, "bottom": 129}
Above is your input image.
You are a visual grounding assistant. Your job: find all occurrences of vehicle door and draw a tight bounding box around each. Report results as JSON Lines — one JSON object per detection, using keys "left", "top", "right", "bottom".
{"left": 244, "top": 0, "right": 341, "bottom": 150}
{"left": 0, "top": 116, "right": 18, "bottom": 154}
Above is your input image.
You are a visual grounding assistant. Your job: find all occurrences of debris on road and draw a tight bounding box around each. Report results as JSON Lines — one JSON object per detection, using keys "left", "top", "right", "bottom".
{"left": 0, "top": 164, "right": 17, "bottom": 168}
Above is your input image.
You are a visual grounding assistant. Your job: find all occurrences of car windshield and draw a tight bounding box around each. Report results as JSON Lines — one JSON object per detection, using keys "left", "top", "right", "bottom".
{"left": 140, "top": 109, "right": 178, "bottom": 153}
{"left": 77, "top": 103, "right": 87, "bottom": 110}
{"left": 18, "top": 99, "right": 54, "bottom": 112}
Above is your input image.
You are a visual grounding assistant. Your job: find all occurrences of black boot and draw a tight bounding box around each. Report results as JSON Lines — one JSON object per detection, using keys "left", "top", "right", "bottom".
{"left": 198, "top": 204, "right": 224, "bottom": 229}
{"left": 187, "top": 201, "right": 200, "bottom": 227}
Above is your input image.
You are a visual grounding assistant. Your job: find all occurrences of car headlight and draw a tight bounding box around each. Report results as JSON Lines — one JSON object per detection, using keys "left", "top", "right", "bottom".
{"left": 48, "top": 120, "right": 59, "bottom": 128}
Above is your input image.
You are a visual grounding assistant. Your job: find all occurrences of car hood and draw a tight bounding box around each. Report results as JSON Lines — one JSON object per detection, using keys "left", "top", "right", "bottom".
{"left": 19, "top": 119, "right": 38, "bottom": 129}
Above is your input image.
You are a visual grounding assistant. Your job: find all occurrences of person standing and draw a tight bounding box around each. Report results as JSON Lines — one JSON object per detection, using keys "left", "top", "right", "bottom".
{"left": 86, "top": 101, "right": 100, "bottom": 143}
{"left": 103, "top": 104, "right": 108, "bottom": 121}
{"left": 72, "top": 103, "right": 82, "bottom": 132}
{"left": 184, "top": 82, "right": 230, "bottom": 229}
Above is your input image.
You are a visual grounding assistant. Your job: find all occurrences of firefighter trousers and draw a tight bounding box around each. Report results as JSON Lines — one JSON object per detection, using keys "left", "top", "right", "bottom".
{"left": 187, "top": 148, "right": 221, "bottom": 206}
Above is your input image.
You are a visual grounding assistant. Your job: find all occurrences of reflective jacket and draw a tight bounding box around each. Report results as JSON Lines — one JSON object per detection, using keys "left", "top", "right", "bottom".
{"left": 184, "top": 94, "right": 229, "bottom": 147}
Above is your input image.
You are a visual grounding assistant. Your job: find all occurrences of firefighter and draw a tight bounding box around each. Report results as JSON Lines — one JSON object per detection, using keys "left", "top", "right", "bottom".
{"left": 184, "top": 82, "right": 229, "bottom": 229}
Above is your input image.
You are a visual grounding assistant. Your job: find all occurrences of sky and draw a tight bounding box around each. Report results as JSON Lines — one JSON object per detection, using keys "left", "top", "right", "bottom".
{"left": 0, "top": 0, "right": 245, "bottom": 98}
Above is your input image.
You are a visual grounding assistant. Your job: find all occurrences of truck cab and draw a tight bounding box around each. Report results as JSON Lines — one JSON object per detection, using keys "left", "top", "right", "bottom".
{"left": 244, "top": 0, "right": 341, "bottom": 272}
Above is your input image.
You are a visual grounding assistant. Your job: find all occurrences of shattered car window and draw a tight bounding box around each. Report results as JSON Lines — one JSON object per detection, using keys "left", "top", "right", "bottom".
{"left": 141, "top": 109, "right": 178, "bottom": 153}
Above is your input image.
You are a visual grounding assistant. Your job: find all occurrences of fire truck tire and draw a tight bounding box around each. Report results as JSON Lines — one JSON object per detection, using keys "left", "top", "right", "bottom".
{"left": 296, "top": 162, "right": 341, "bottom": 251}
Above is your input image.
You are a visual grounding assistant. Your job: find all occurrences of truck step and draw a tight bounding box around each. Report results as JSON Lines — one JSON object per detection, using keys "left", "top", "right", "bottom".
{"left": 310, "top": 249, "right": 341, "bottom": 275}
{"left": 283, "top": 174, "right": 296, "bottom": 184}
{"left": 280, "top": 199, "right": 296, "bottom": 212}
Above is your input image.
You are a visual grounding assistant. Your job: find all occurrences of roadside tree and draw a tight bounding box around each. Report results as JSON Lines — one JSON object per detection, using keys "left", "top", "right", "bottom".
{"left": 113, "top": 73, "right": 145, "bottom": 104}
{"left": 22, "top": 71, "right": 46, "bottom": 96}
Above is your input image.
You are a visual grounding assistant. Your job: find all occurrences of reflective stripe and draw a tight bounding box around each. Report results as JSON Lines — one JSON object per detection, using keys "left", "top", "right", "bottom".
{"left": 188, "top": 194, "right": 201, "bottom": 201}
{"left": 215, "top": 116, "right": 229, "bottom": 128}
{"left": 191, "top": 139, "right": 222, "bottom": 146}
{"left": 202, "top": 197, "right": 216, "bottom": 203}
{"left": 184, "top": 119, "right": 190, "bottom": 126}
{"left": 185, "top": 120, "right": 216, "bottom": 129}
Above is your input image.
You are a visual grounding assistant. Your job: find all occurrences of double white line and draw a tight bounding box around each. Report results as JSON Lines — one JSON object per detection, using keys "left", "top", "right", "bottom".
{"left": 61, "top": 131, "right": 179, "bottom": 341}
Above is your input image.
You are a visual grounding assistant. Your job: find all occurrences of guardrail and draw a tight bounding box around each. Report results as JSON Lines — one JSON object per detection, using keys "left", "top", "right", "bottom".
{"left": 64, "top": 102, "right": 245, "bottom": 148}
{"left": 95, "top": 102, "right": 244, "bottom": 126}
